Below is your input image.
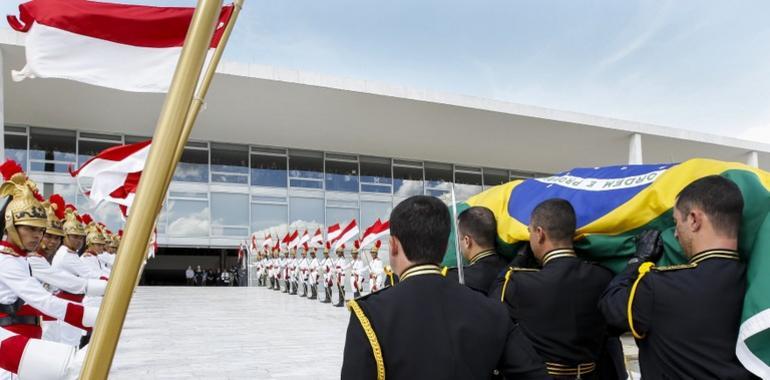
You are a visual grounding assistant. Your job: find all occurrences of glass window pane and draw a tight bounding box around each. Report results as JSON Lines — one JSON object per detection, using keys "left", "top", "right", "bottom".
{"left": 78, "top": 139, "right": 120, "bottom": 166}
{"left": 167, "top": 199, "right": 210, "bottom": 237}
{"left": 76, "top": 194, "right": 125, "bottom": 233}
{"left": 41, "top": 182, "right": 77, "bottom": 203}
{"left": 211, "top": 143, "right": 248, "bottom": 176}
{"left": 174, "top": 148, "right": 209, "bottom": 182}
{"left": 326, "top": 207, "right": 358, "bottom": 231}
{"left": 455, "top": 184, "right": 482, "bottom": 201}
{"left": 210, "top": 193, "right": 249, "bottom": 229}
{"left": 393, "top": 166, "right": 423, "bottom": 197}
{"left": 250, "top": 153, "right": 287, "bottom": 188}
{"left": 360, "top": 156, "right": 392, "bottom": 186}
{"left": 211, "top": 226, "right": 249, "bottom": 237}
{"left": 289, "top": 150, "right": 323, "bottom": 180}
{"left": 125, "top": 135, "right": 151, "bottom": 145}
{"left": 361, "top": 201, "right": 391, "bottom": 233}
{"left": 4, "top": 133, "right": 27, "bottom": 171}
{"left": 484, "top": 169, "right": 509, "bottom": 187}
{"left": 361, "top": 184, "right": 391, "bottom": 194}
{"left": 455, "top": 171, "right": 482, "bottom": 186}
{"left": 251, "top": 203, "right": 287, "bottom": 235}
{"left": 425, "top": 162, "right": 453, "bottom": 189}
{"left": 289, "top": 179, "right": 322, "bottom": 189}
{"left": 325, "top": 160, "right": 358, "bottom": 192}
{"left": 289, "top": 197, "right": 324, "bottom": 233}
{"left": 29, "top": 127, "right": 76, "bottom": 173}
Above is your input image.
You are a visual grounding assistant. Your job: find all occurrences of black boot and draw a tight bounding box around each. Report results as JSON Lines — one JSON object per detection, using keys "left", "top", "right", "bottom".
{"left": 335, "top": 287, "right": 345, "bottom": 307}
{"left": 322, "top": 287, "right": 331, "bottom": 303}
{"left": 309, "top": 286, "right": 317, "bottom": 300}
{"left": 354, "top": 290, "right": 361, "bottom": 299}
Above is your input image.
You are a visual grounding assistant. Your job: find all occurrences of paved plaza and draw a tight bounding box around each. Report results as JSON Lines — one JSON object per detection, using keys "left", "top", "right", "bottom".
{"left": 109, "top": 286, "right": 639, "bottom": 379}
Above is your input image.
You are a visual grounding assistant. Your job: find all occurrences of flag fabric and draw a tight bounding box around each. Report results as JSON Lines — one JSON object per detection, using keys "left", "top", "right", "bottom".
{"left": 69, "top": 139, "right": 150, "bottom": 215}
{"left": 441, "top": 158, "right": 770, "bottom": 376}
{"left": 250, "top": 234, "right": 257, "bottom": 252}
{"left": 327, "top": 223, "right": 342, "bottom": 243}
{"left": 281, "top": 232, "right": 291, "bottom": 249}
{"left": 361, "top": 219, "right": 390, "bottom": 248}
{"left": 237, "top": 241, "right": 245, "bottom": 262}
{"left": 287, "top": 230, "right": 300, "bottom": 250}
{"left": 7, "top": 0, "right": 235, "bottom": 93}
{"left": 332, "top": 219, "right": 359, "bottom": 251}
{"left": 310, "top": 228, "right": 323, "bottom": 247}
{"left": 262, "top": 234, "right": 273, "bottom": 249}
{"left": 147, "top": 227, "right": 157, "bottom": 259}
{"left": 299, "top": 230, "right": 310, "bottom": 247}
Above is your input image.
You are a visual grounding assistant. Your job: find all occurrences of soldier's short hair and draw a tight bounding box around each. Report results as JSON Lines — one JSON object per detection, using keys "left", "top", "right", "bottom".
{"left": 530, "top": 198, "right": 576, "bottom": 244}
{"left": 458, "top": 206, "right": 497, "bottom": 248}
{"left": 676, "top": 175, "right": 743, "bottom": 238}
{"left": 390, "top": 195, "right": 450, "bottom": 264}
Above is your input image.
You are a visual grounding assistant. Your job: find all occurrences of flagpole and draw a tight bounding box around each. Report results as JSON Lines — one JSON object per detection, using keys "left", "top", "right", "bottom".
{"left": 451, "top": 183, "right": 465, "bottom": 284}
{"left": 79, "top": 0, "right": 225, "bottom": 378}
{"left": 160, "top": 0, "right": 245, "bottom": 199}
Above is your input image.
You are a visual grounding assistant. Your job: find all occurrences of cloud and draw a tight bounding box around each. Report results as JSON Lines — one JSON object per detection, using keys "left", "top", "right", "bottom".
{"left": 167, "top": 206, "right": 210, "bottom": 236}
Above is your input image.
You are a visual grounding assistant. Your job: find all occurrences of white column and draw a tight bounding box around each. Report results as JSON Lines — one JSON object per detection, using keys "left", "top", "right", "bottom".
{"left": 747, "top": 151, "right": 759, "bottom": 168}
{"left": 628, "top": 133, "right": 643, "bottom": 165}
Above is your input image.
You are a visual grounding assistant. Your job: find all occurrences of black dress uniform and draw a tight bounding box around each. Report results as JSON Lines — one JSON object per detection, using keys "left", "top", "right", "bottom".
{"left": 341, "top": 263, "right": 548, "bottom": 380}
{"left": 491, "top": 249, "right": 616, "bottom": 379}
{"left": 445, "top": 249, "right": 509, "bottom": 295}
{"left": 599, "top": 249, "right": 759, "bottom": 379}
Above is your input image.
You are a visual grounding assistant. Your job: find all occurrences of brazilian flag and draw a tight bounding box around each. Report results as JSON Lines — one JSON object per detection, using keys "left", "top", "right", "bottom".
{"left": 442, "top": 158, "right": 770, "bottom": 375}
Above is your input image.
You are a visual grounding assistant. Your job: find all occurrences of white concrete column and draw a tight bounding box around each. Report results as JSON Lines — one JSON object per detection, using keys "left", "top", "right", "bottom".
{"left": 747, "top": 151, "right": 759, "bottom": 168}
{"left": 628, "top": 133, "right": 643, "bottom": 165}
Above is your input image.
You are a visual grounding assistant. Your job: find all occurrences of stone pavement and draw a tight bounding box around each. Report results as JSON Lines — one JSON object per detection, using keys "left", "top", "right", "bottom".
{"left": 109, "top": 286, "right": 640, "bottom": 379}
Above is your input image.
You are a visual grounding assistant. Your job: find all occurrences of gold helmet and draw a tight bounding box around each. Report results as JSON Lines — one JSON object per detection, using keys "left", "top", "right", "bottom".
{"left": 324, "top": 242, "right": 330, "bottom": 254}
{"left": 370, "top": 240, "right": 382, "bottom": 254}
{"left": 82, "top": 214, "right": 106, "bottom": 246}
{"left": 352, "top": 240, "right": 360, "bottom": 255}
{"left": 109, "top": 230, "right": 122, "bottom": 249}
{"left": 336, "top": 243, "right": 345, "bottom": 255}
{"left": 62, "top": 204, "right": 87, "bottom": 236}
{"left": 42, "top": 194, "right": 66, "bottom": 237}
{"left": 0, "top": 160, "right": 47, "bottom": 248}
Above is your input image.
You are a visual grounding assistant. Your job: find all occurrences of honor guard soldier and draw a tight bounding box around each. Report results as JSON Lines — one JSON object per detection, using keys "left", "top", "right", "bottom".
{"left": 298, "top": 245, "right": 310, "bottom": 297}
{"left": 599, "top": 176, "right": 759, "bottom": 379}
{"left": 342, "top": 196, "right": 547, "bottom": 379}
{"left": 321, "top": 243, "right": 334, "bottom": 303}
{"left": 307, "top": 246, "right": 320, "bottom": 299}
{"left": 80, "top": 216, "right": 111, "bottom": 281}
{"left": 491, "top": 199, "right": 618, "bottom": 379}
{"left": 288, "top": 248, "right": 298, "bottom": 295}
{"left": 278, "top": 249, "right": 289, "bottom": 293}
{"left": 349, "top": 241, "right": 367, "bottom": 298}
{"left": 99, "top": 229, "right": 119, "bottom": 271}
{"left": 368, "top": 241, "right": 385, "bottom": 293}
{"left": 271, "top": 248, "right": 281, "bottom": 290}
{"left": 334, "top": 244, "right": 349, "bottom": 307}
{"left": 0, "top": 160, "right": 96, "bottom": 379}
{"left": 445, "top": 206, "right": 508, "bottom": 296}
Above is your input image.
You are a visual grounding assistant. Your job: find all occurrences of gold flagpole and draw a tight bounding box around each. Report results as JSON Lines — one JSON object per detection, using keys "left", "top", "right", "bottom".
{"left": 80, "top": 0, "right": 225, "bottom": 378}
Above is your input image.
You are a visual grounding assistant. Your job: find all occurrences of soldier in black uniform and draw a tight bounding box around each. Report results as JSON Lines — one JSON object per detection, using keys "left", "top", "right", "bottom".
{"left": 599, "top": 175, "right": 759, "bottom": 379}
{"left": 445, "top": 206, "right": 509, "bottom": 296}
{"left": 341, "top": 196, "right": 547, "bottom": 380}
{"left": 490, "top": 199, "right": 619, "bottom": 379}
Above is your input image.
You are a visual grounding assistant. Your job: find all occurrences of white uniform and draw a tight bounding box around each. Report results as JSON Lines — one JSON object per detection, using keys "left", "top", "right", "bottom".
{"left": 298, "top": 257, "right": 309, "bottom": 293}
{"left": 97, "top": 252, "right": 114, "bottom": 271}
{"left": 0, "top": 325, "right": 83, "bottom": 380}
{"left": 368, "top": 257, "right": 385, "bottom": 293}
{"left": 50, "top": 246, "right": 105, "bottom": 346}
{"left": 79, "top": 253, "right": 107, "bottom": 308}
{"left": 308, "top": 256, "right": 320, "bottom": 288}
{"left": 334, "top": 256, "right": 348, "bottom": 288}
{"left": 321, "top": 256, "right": 334, "bottom": 289}
{"left": 349, "top": 258, "right": 367, "bottom": 294}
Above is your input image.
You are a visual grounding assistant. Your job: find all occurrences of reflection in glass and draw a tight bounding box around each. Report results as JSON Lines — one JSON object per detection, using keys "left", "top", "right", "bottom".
{"left": 29, "top": 127, "right": 76, "bottom": 173}
{"left": 289, "top": 150, "right": 323, "bottom": 188}
{"left": 78, "top": 140, "right": 120, "bottom": 166}
{"left": 360, "top": 156, "right": 391, "bottom": 193}
{"left": 251, "top": 153, "right": 287, "bottom": 188}
{"left": 325, "top": 159, "right": 358, "bottom": 192}
{"left": 4, "top": 133, "right": 28, "bottom": 171}
{"left": 393, "top": 165, "right": 423, "bottom": 197}
{"left": 360, "top": 201, "right": 391, "bottom": 231}
{"left": 425, "top": 162, "right": 453, "bottom": 189}
{"left": 251, "top": 203, "right": 288, "bottom": 235}
{"left": 483, "top": 168, "right": 509, "bottom": 187}
{"left": 289, "top": 196, "right": 324, "bottom": 228}
{"left": 326, "top": 207, "right": 358, "bottom": 233}
{"left": 211, "top": 143, "right": 248, "bottom": 184}
{"left": 167, "top": 199, "right": 210, "bottom": 236}
{"left": 455, "top": 169, "right": 483, "bottom": 201}
{"left": 210, "top": 193, "right": 249, "bottom": 236}
{"left": 174, "top": 148, "right": 209, "bottom": 182}
{"left": 76, "top": 194, "right": 125, "bottom": 233}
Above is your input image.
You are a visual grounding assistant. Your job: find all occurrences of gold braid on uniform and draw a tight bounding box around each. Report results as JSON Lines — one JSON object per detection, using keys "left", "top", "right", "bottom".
{"left": 500, "top": 267, "right": 513, "bottom": 302}
{"left": 347, "top": 300, "right": 385, "bottom": 380}
{"left": 440, "top": 266, "right": 448, "bottom": 276}
{"left": 627, "top": 262, "right": 655, "bottom": 339}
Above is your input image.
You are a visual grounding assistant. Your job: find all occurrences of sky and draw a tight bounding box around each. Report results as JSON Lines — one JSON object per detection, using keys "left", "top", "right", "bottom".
{"left": 2, "top": 0, "right": 769, "bottom": 143}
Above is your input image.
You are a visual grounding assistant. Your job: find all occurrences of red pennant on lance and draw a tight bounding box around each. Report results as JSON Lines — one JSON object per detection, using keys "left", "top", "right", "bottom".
{"left": 326, "top": 223, "right": 342, "bottom": 243}
{"left": 299, "top": 230, "right": 310, "bottom": 247}
{"left": 7, "top": 0, "right": 235, "bottom": 93}
{"left": 310, "top": 228, "right": 323, "bottom": 247}
{"left": 287, "top": 230, "right": 300, "bottom": 249}
{"left": 262, "top": 234, "right": 273, "bottom": 249}
{"left": 361, "top": 219, "right": 390, "bottom": 248}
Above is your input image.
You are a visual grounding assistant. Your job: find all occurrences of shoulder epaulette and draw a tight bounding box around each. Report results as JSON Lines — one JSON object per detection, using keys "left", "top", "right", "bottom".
{"left": 653, "top": 263, "right": 697, "bottom": 272}
{"left": 0, "top": 245, "right": 20, "bottom": 257}
{"left": 355, "top": 285, "right": 391, "bottom": 302}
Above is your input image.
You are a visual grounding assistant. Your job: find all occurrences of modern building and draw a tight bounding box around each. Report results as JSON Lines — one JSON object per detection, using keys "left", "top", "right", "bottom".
{"left": 1, "top": 30, "right": 768, "bottom": 283}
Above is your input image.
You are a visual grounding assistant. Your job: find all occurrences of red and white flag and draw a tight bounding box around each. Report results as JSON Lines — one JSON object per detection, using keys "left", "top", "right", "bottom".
{"left": 262, "top": 234, "right": 273, "bottom": 249}
{"left": 7, "top": 0, "right": 234, "bottom": 93}
{"left": 70, "top": 140, "right": 151, "bottom": 216}
{"left": 309, "top": 228, "right": 323, "bottom": 247}
{"left": 361, "top": 219, "right": 390, "bottom": 248}
{"left": 237, "top": 241, "right": 245, "bottom": 262}
{"left": 280, "top": 232, "right": 291, "bottom": 249}
{"left": 287, "top": 230, "right": 300, "bottom": 250}
{"left": 298, "top": 230, "right": 310, "bottom": 247}
{"left": 327, "top": 223, "right": 342, "bottom": 243}
{"left": 250, "top": 234, "right": 257, "bottom": 252}
{"left": 332, "top": 219, "right": 359, "bottom": 251}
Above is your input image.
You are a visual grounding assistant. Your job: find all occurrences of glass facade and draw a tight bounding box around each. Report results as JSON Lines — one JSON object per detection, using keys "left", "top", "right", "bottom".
{"left": 4, "top": 125, "right": 543, "bottom": 247}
